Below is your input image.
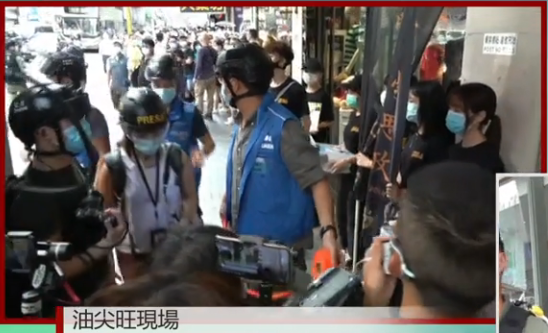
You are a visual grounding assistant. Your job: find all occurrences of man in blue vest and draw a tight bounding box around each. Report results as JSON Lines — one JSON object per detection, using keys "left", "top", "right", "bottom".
{"left": 145, "top": 54, "right": 216, "bottom": 213}
{"left": 217, "top": 43, "right": 340, "bottom": 266}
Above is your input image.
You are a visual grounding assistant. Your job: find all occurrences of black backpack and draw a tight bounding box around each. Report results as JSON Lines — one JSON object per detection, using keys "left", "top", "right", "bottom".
{"left": 105, "top": 142, "right": 184, "bottom": 203}
{"left": 500, "top": 304, "right": 533, "bottom": 333}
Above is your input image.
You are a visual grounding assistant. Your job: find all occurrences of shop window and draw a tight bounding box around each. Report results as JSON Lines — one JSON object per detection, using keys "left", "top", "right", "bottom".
{"left": 499, "top": 179, "right": 534, "bottom": 301}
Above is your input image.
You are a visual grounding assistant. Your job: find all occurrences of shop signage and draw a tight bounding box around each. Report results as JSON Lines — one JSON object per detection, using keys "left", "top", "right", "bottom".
{"left": 482, "top": 33, "right": 517, "bottom": 56}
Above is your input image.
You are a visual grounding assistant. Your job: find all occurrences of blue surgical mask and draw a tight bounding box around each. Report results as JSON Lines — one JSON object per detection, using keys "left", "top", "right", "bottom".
{"left": 153, "top": 88, "right": 177, "bottom": 104}
{"left": 346, "top": 94, "right": 359, "bottom": 109}
{"left": 133, "top": 138, "right": 163, "bottom": 156}
{"left": 406, "top": 102, "right": 419, "bottom": 124}
{"left": 63, "top": 119, "right": 92, "bottom": 154}
{"left": 445, "top": 110, "right": 466, "bottom": 134}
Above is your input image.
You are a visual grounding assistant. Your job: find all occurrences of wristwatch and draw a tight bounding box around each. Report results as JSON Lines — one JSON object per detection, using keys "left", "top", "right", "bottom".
{"left": 320, "top": 225, "right": 337, "bottom": 239}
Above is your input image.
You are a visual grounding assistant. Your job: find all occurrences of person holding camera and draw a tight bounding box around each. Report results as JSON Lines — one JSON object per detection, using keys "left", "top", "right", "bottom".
{"left": 217, "top": 43, "right": 340, "bottom": 268}
{"left": 40, "top": 49, "right": 111, "bottom": 171}
{"left": 362, "top": 162, "right": 496, "bottom": 318}
{"left": 499, "top": 238, "right": 548, "bottom": 333}
{"left": 5, "top": 84, "right": 127, "bottom": 318}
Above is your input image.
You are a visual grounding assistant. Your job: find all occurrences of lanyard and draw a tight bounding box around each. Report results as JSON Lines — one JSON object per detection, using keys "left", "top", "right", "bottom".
{"left": 133, "top": 148, "right": 161, "bottom": 221}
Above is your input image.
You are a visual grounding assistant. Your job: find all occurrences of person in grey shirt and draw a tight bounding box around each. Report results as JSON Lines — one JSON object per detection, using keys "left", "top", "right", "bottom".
{"left": 87, "top": 106, "right": 110, "bottom": 157}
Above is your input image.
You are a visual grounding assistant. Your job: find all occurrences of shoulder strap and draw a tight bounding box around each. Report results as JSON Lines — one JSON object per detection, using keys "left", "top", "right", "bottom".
{"left": 275, "top": 81, "right": 296, "bottom": 102}
{"left": 104, "top": 149, "right": 126, "bottom": 203}
{"left": 163, "top": 142, "right": 184, "bottom": 191}
{"left": 500, "top": 304, "right": 532, "bottom": 333}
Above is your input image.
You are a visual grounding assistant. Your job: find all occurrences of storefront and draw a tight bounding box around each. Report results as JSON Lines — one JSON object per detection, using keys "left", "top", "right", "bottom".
{"left": 499, "top": 177, "right": 548, "bottom": 309}
{"left": 297, "top": 6, "right": 541, "bottom": 169}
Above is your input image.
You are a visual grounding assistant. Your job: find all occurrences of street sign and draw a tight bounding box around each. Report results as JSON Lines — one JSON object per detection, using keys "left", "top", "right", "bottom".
{"left": 180, "top": 6, "right": 225, "bottom": 14}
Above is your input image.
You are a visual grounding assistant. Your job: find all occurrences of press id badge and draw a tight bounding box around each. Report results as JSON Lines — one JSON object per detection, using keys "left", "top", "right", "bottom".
{"left": 150, "top": 229, "right": 167, "bottom": 248}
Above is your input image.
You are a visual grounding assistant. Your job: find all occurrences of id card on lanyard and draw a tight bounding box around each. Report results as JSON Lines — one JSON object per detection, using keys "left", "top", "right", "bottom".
{"left": 133, "top": 148, "right": 166, "bottom": 249}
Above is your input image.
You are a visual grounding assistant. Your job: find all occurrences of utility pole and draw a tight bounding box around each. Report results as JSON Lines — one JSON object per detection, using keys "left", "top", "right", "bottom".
{"left": 124, "top": 7, "right": 132, "bottom": 35}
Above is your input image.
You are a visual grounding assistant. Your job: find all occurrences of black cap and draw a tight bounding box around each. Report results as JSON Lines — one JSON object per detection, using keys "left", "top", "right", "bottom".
{"left": 142, "top": 37, "right": 155, "bottom": 49}
{"left": 341, "top": 74, "right": 362, "bottom": 93}
{"left": 303, "top": 58, "right": 323, "bottom": 73}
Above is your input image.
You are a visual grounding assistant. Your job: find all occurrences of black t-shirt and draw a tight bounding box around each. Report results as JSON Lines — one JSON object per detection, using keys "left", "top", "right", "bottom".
{"left": 137, "top": 57, "right": 151, "bottom": 88}
{"left": 399, "top": 132, "right": 453, "bottom": 188}
{"left": 343, "top": 111, "right": 362, "bottom": 176}
{"left": 307, "top": 88, "right": 334, "bottom": 143}
{"left": 191, "top": 106, "right": 208, "bottom": 138}
{"left": 269, "top": 78, "right": 310, "bottom": 119}
{"left": 5, "top": 164, "right": 109, "bottom": 318}
{"left": 448, "top": 141, "right": 505, "bottom": 174}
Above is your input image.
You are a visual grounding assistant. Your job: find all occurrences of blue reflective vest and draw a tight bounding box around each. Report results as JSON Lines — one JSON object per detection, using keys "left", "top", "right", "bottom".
{"left": 165, "top": 97, "right": 201, "bottom": 189}
{"left": 226, "top": 94, "right": 317, "bottom": 245}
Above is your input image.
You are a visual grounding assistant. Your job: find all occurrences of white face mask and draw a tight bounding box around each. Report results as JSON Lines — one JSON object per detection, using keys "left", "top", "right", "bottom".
{"left": 303, "top": 73, "right": 320, "bottom": 85}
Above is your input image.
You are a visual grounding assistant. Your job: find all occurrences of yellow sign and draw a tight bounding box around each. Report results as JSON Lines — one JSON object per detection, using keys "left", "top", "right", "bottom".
{"left": 180, "top": 6, "right": 225, "bottom": 13}
{"left": 136, "top": 113, "right": 166, "bottom": 125}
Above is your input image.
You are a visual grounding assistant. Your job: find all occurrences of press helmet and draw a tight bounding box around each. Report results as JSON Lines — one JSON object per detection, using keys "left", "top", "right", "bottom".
{"left": 118, "top": 88, "right": 169, "bottom": 155}
{"left": 215, "top": 43, "right": 274, "bottom": 107}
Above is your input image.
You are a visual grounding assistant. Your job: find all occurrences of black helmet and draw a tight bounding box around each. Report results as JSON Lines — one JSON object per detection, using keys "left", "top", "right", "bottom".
{"left": 215, "top": 43, "right": 274, "bottom": 105}
{"left": 40, "top": 51, "right": 87, "bottom": 90}
{"left": 63, "top": 45, "right": 85, "bottom": 64}
{"left": 145, "top": 54, "right": 177, "bottom": 81}
{"left": 119, "top": 88, "right": 168, "bottom": 138}
{"left": 8, "top": 83, "right": 91, "bottom": 149}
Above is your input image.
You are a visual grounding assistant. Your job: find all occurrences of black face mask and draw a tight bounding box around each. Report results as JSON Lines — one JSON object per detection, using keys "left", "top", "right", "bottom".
{"left": 273, "top": 61, "right": 287, "bottom": 70}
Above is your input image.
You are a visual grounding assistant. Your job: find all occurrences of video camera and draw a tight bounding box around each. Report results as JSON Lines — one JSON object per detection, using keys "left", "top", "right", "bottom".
{"left": 5, "top": 231, "right": 75, "bottom": 317}
{"left": 284, "top": 267, "right": 364, "bottom": 307}
{"left": 5, "top": 231, "right": 73, "bottom": 275}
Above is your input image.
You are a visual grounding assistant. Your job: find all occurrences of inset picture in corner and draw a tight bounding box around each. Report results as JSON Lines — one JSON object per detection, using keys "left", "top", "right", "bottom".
{"left": 498, "top": 175, "right": 548, "bottom": 333}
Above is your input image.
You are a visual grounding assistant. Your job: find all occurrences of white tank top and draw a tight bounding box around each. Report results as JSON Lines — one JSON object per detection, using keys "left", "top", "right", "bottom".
{"left": 117, "top": 146, "right": 182, "bottom": 254}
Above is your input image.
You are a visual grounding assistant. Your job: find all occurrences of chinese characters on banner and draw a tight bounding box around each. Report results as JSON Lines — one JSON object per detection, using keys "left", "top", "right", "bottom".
{"left": 364, "top": 111, "right": 395, "bottom": 214}
{"left": 180, "top": 7, "right": 225, "bottom": 14}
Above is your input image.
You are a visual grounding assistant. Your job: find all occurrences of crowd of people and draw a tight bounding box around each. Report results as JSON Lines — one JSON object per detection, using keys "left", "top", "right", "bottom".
{"left": 3, "top": 12, "right": 545, "bottom": 332}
